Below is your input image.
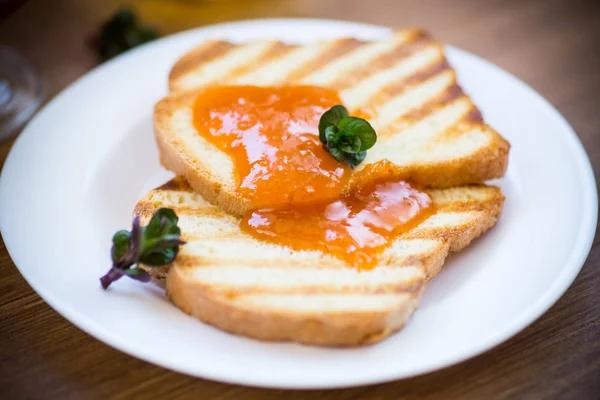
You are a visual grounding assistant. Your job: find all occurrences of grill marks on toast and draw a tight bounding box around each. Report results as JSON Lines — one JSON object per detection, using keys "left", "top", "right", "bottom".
{"left": 167, "top": 30, "right": 493, "bottom": 144}
{"left": 224, "top": 42, "right": 297, "bottom": 83}
{"left": 370, "top": 69, "right": 457, "bottom": 132}
{"left": 370, "top": 59, "right": 452, "bottom": 107}
{"left": 339, "top": 45, "right": 445, "bottom": 110}
{"left": 368, "top": 30, "right": 433, "bottom": 68}
{"left": 169, "top": 40, "right": 274, "bottom": 91}
{"left": 233, "top": 39, "right": 346, "bottom": 86}
{"left": 296, "top": 30, "right": 417, "bottom": 86}
{"left": 179, "top": 265, "right": 425, "bottom": 295}
{"left": 168, "top": 40, "right": 236, "bottom": 87}
{"left": 323, "top": 31, "right": 433, "bottom": 91}
{"left": 398, "top": 83, "right": 463, "bottom": 123}
{"left": 236, "top": 292, "right": 420, "bottom": 313}
{"left": 285, "top": 38, "right": 365, "bottom": 82}
{"left": 136, "top": 179, "right": 503, "bottom": 282}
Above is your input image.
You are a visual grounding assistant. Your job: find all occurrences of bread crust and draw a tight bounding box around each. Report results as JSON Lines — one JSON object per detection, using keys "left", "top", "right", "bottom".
{"left": 154, "top": 93, "right": 251, "bottom": 216}
{"left": 167, "top": 270, "right": 424, "bottom": 346}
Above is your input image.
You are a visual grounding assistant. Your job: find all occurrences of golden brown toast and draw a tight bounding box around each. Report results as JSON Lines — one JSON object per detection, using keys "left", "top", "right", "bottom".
{"left": 155, "top": 29, "right": 510, "bottom": 216}
{"left": 134, "top": 177, "right": 504, "bottom": 346}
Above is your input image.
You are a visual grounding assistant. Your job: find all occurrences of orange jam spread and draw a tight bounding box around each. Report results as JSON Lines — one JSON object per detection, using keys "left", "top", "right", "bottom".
{"left": 192, "top": 86, "right": 433, "bottom": 269}
{"left": 242, "top": 179, "right": 433, "bottom": 269}
{"left": 353, "top": 107, "right": 378, "bottom": 121}
{"left": 193, "top": 85, "right": 350, "bottom": 209}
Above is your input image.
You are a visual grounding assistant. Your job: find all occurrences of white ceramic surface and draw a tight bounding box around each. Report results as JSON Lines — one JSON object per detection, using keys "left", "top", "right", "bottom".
{"left": 0, "top": 19, "right": 596, "bottom": 389}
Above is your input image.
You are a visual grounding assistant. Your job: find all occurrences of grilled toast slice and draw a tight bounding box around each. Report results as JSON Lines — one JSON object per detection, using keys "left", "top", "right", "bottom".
{"left": 134, "top": 177, "right": 504, "bottom": 346}
{"left": 155, "top": 29, "right": 509, "bottom": 216}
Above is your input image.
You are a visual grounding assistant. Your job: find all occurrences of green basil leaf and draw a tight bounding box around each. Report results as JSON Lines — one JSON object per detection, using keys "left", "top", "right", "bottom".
{"left": 337, "top": 117, "right": 377, "bottom": 151}
{"left": 139, "top": 208, "right": 183, "bottom": 266}
{"left": 111, "top": 230, "right": 131, "bottom": 263}
{"left": 325, "top": 125, "right": 337, "bottom": 145}
{"left": 319, "top": 105, "right": 348, "bottom": 144}
{"left": 346, "top": 151, "right": 367, "bottom": 168}
{"left": 122, "top": 267, "right": 151, "bottom": 283}
{"left": 103, "top": 207, "right": 185, "bottom": 289}
{"left": 140, "top": 247, "right": 179, "bottom": 267}
{"left": 145, "top": 208, "right": 180, "bottom": 239}
{"left": 337, "top": 131, "right": 362, "bottom": 154}
{"left": 143, "top": 235, "right": 186, "bottom": 254}
{"left": 328, "top": 147, "right": 347, "bottom": 163}
{"left": 98, "top": 8, "right": 159, "bottom": 60}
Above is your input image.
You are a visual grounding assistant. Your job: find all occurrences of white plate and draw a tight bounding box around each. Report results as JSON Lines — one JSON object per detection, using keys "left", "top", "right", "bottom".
{"left": 0, "top": 19, "right": 596, "bottom": 389}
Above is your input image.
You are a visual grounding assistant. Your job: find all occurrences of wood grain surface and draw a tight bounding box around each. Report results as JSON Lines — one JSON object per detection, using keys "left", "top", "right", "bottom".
{"left": 1, "top": 0, "right": 599, "bottom": 398}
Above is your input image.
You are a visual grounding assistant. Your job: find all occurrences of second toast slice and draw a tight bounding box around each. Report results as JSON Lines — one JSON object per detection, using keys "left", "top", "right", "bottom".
{"left": 134, "top": 177, "right": 504, "bottom": 346}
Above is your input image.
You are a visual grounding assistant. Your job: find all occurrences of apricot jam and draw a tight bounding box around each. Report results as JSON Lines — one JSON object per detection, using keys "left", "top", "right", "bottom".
{"left": 193, "top": 85, "right": 350, "bottom": 209}
{"left": 242, "top": 179, "right": 433, "bottom": 269}
{"left": 193, "top": 86, "right": 433, "bottom": 269}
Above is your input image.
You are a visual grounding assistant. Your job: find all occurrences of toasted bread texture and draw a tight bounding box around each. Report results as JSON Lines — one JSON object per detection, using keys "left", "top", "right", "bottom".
{"left": 134, "top": 177, "right": 504, "bottom": 346}
{"left": 155, "top": 29, "right": 510, "bottom": 216}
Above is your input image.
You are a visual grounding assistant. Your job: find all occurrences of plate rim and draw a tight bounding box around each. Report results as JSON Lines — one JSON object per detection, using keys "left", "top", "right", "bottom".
{"left": 0, "top": 18, "right": 597, "bottom": 389}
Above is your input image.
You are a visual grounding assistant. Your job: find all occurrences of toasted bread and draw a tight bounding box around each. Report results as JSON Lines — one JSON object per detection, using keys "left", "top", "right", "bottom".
{"left": 134, "top": 177, "right": 504, "bottom": 346}
{"left": 155, "top": 29, "right": 509, "bottom": 216}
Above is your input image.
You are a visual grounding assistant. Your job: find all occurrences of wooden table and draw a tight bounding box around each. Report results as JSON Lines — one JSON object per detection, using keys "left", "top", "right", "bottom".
{"left": 1, "top": 0, "right": 599, "bottom": 398}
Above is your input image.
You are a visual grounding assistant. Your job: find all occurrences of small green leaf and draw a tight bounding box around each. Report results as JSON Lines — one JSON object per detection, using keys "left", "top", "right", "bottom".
{"left": 337, "top": 131, "right": 362, "bottom": 154}
{"left": 140, "top": 247, "right": 179, "bottom": 267}
{"left": 319, "top": 105, "right": 348, "bottom": 144}
{"left": 139, "top": 208, "right": 184, "bottom": 266}
{"left": 97, "top": 7, "right": 159, "bottom": 60}
{"left": 144, "top": 235, "right": 186, "bottom": 252}
{"left": 328, "top": 147, "right": 346, "bottom": 163}
{"left": 337, "top": 117, "right": 377, "bottom": 151}
{"left": 122, "top": 267, "right": 151, "bottom": 283}
{"left": 101, "top": 207, "right": 185, "bottom": 289}
{"left": 318, "top": 105, "right": 377, "bottom": 168}
{"left": 325, "top": 125, "right": 337, "bottom": 145}
{"left": 146, "top": 208, "right": 179, "bottom": 237}
{"left": 346, "top": 151, "right": 367, "bottom": 168}
{"left": 111, "top": 230, "right": 131, "bottom": 263}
